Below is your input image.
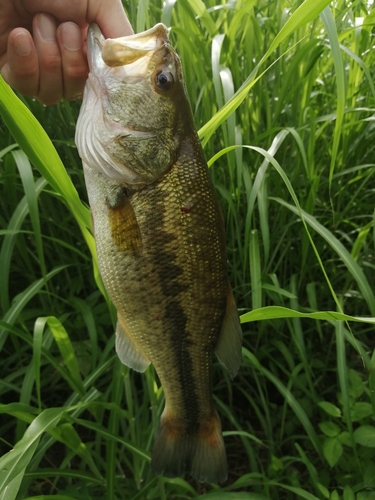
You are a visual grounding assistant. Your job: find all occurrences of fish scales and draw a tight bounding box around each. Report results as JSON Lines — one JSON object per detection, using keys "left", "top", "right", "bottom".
{"left": 86, "top": 136, "right": 227, "bottom": 422}
{"left": 76, "top": 23, "right": 243, "bottom": 483}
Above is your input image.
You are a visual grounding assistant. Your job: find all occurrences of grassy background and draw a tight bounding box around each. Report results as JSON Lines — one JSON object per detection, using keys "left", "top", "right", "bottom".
{"left": 1, "top": 0, "right": 375, "bottom": 498}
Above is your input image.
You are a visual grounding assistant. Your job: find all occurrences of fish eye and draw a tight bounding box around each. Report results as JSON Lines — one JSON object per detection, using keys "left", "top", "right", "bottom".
{"left": 155, "top": 70, "right": 174, "bottom": 91}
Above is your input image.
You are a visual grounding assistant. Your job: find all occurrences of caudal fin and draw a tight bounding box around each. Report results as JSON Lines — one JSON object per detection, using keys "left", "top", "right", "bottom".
{"left": 151, "top": 410, "right": 228, "bottom": 483}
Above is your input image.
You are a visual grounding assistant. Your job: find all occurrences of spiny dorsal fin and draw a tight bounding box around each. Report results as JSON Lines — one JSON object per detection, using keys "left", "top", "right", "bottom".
{"left": 116, "top": 315, "right": 150, "bottom": 372}
{"left": 214, "top": 287, "right": 242, "bottom": 379}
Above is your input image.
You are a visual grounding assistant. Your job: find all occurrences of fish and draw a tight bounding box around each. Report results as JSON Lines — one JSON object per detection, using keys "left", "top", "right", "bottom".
{"left": 75, "top": 22, "right": 242, "bottom": 483}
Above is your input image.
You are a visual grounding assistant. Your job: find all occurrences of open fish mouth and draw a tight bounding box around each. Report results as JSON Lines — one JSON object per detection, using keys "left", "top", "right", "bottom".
{"left": 102, "top": 24, "right": 169, "bottom": 66}
{"left": 87, "top": 23, "right": 170, "bottom": 80}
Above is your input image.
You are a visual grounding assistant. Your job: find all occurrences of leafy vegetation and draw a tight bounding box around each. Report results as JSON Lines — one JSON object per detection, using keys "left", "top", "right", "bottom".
{"left": 1, "top": 0, "right": 375, "bottom": 498}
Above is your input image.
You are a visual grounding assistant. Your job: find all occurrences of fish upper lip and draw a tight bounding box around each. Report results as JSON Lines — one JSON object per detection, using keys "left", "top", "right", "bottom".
{"left": 87, "top": 23, "right": 170, "bottom": 74}
{"left": 102, "top": 24, "right": 169, "bottom": 67}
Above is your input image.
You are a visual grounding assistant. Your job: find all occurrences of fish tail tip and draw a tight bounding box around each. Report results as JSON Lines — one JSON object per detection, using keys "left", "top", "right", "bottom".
{"left": 151, "top": 411, "right": 228, "bottom": 483}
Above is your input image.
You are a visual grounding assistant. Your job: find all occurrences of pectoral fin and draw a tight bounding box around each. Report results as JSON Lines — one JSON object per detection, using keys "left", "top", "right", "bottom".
{"left": 214, "top": 288, "right": 242, "bottom": 379}
{"left": 107, "top": 188, "right": 142, "bottom": 254}
{"left": 116, "top": 315, "right": 150, "bottom": 372}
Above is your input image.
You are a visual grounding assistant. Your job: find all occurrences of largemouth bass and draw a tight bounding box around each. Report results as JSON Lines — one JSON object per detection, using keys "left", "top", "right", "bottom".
{"left": 75, "top": 23, "right": 242, "bottom": 483}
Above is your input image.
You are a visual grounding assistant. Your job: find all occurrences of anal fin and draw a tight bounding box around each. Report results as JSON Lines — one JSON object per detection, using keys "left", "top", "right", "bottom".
{"left": 214, "top": 287, "right": 242, "bottom": 379}
{"left": 116, "top": 315, "right": 150, "bottom": 372}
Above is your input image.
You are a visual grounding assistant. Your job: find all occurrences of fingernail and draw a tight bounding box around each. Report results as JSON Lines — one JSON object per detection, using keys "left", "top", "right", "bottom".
{"left": 13, "top": 33, "right": 32, "bottom": 57}
{"left": 38, "top": 14, "right": 56, "bottom": 42}
{"left": 61, "top": 23, "right": 81, "bottom": 51}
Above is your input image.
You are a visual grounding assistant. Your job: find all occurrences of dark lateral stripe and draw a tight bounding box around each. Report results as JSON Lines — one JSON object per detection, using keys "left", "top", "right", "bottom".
{"left": 143, "top": 182, "right": 201, "bottom": 431}
{"left": 164, "top": 300, "right": 201, "bottom": 432}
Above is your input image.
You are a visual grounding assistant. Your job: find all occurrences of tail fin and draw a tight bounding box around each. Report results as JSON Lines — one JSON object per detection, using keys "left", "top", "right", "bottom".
{"left": 151, "top": 410, "right": 228, "bottom": 483}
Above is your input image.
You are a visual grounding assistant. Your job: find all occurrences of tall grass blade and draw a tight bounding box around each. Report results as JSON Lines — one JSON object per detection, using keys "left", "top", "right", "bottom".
{"left": 161, "top": 0, "right": 177, "bottom": 26}
{"left": 0, "top": 80, "right": 89, "bottom": 232}
{"left": 199, "top": 0, "right": 332, "bottom": 144}
{"left": 273, "top": 199, "right": 375, "bottom": 315}
{"left": 136, "top": 0, "right": 149, "bottom": 32}
{"left": 320, "top": 7, "right": 346, "bottom": 187}
{"left": 242, "top": 348, "right": 322, "bottom": 457}
{"left": 0, "top": 472, "right": 24, "bottom": 500}
{"left": 0, "top": 265, "right": 68, "bottom": 351}
{"left": 11, "top": 150, "right": 46, "bottom": 279}
{"left": 0, "top": 408, "right": 66, "bottom": 493}
{"left": 0, "top": 178, "right": 47, "bottom": 312}
{"left": 249, "top": 230, "right": 262, "bottom": 309}
{"left": 32, "top": 319, "right": 44, "bottom": 410}
{"left": 241, "top": 305, "right": 375, "bottom": 325}
{"left": 0, "top": 78, "right": 108, "bottom": 300}
{"left": 45, "top": 316, "right": 84, "bottom": 395}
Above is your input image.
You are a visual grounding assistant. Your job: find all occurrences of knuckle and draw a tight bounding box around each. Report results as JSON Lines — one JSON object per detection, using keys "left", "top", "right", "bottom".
{"left": 40, "top": 53, "right": 61, "bottom": 72}
{"left": 12, "top": 63, "right": 37, "bottom": 79}
{"left": 5, "top": 71, "right": 37, "bottom": 96}
{"left": 62, "top": 54, "right": 89, "bottom": 79}
{"left": 64, "top": 64, "right": 88, "bottom": 81}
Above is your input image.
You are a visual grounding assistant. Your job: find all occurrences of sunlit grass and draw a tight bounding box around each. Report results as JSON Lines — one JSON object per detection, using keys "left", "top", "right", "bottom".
{"left": 1, "top": 0, "right": 375, "bottom": 498}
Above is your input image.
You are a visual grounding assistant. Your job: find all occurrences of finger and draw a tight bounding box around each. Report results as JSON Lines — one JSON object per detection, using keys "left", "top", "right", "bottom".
{"left": 1, "top": 28, "right": 39, "bottom": 96}
{"left": 21, "top": 0, "right": 133, "bottom": 37}
{"left": 95, "top": 0, "right": 134, "bottom": 38}
{"left": 33, "top": 13, "right": 63, "bottom": 105}
{"left": 57, "top": 22, "right": 89, "bottom": 100}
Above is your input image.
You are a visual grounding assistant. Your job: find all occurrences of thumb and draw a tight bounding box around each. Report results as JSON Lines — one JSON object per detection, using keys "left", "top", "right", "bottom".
{"left": 95, "top": 0, "right": 133, "bottom": 38}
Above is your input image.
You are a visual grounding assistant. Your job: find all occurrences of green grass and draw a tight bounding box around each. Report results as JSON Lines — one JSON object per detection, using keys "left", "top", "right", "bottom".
{"left": 1, "top": 0, "right": 375, "bottom": 498}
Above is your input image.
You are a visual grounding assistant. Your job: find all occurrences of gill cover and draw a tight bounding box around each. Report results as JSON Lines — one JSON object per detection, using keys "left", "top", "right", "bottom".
{"left": 75, "top": 23, "right": 180, "bottom": 187}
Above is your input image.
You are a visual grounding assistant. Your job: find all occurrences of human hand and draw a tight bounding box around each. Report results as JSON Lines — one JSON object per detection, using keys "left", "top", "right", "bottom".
{"left": 0, "top": 0, "right": 133, "bottom": 104}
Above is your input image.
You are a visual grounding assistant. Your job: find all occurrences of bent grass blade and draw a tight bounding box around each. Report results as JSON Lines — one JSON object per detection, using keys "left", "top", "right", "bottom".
{"left": 198, "top": 0, "right": 332, "bottom": 145}
{"left": 0, "top": 266, "right": 68, "bottom": 351}
{"left": 240, "top": 305, "right": 375, "bottom": 325}
{"left": 0, "top": 177, "right": 47, "bottom": 312}
{"left": 34, "top": 317, "right": 85, "bottom": 396}
{"left": 0, "top": 408, "right": 67, "bottom": 495}
{"left": 0, "top": 77, "right": 108, "bottom": 302}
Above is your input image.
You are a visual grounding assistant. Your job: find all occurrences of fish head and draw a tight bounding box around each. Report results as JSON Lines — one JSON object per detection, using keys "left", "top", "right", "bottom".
{"left": 76, "top": 23, "right": 190, "bottom": 187}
